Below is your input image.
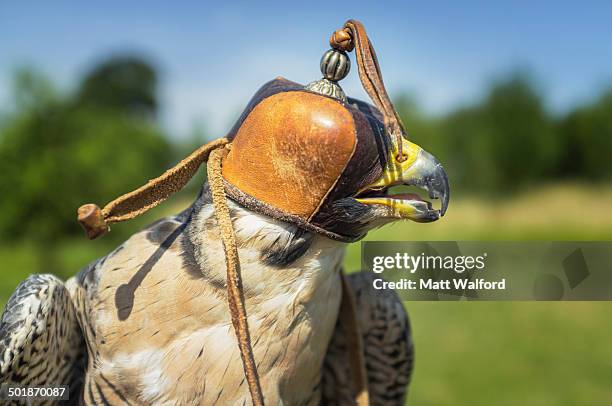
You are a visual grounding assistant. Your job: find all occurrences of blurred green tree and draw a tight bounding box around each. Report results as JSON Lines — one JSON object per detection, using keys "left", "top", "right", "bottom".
{"left": 0, "top": 59, "right": 171, "bottom": 270}
{"left": 558, "top": 90, "right": 612, "bottom": 180}
{"left": 395, "top": 73, "right": 558, "bottom": 194}
{"left": 75, "top": 56, "right": 157, "bottom": 118}
{"left": 482, "top": 73, "right": 558, "bottom": 189}
{"left": 436, "top": 72, "right": 557, "bottom": 193}
{"left": 11, "top": 67, "right": 57, "bottom": 112}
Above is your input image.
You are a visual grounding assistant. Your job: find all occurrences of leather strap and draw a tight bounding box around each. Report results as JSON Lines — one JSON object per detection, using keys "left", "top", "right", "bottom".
{"left": 77, "top": 138, "right": 229, "bottom": 239}
{"left": 331, "top": 19, "right": 407, "bottom": 162}
{"left": 208, "top": 146, "right": 265, "bottom": 406}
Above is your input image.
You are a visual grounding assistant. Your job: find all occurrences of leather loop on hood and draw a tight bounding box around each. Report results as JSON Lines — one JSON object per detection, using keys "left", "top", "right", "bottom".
{"left": 331, "top": 19, "right": 408, "bottom": 161}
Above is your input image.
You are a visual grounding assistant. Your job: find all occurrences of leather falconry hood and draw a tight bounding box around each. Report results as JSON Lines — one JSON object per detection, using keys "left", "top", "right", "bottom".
{"left": 77, "top": 19, "right": 444, "bottom": 406}
{"left": 77, "top": 19, "right": 416, "bottom": 242}
{"left": 221, "top": 76, "right": 387, "bottom": 241}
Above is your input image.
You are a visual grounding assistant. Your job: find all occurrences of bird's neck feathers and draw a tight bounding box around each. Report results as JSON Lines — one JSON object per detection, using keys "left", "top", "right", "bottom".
{"left": 183, "top": 185, "right": 347, "bottom": 303}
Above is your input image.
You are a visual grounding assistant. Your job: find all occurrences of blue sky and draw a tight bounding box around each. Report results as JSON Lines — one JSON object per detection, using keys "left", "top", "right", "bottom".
{"left": 1, "top": 1, "right": 611, "bottom": 137}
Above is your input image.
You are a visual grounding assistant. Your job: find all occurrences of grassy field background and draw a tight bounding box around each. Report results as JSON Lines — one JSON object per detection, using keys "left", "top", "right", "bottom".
{"left": 1, "top": 183, "right": 611, "bottom": 405}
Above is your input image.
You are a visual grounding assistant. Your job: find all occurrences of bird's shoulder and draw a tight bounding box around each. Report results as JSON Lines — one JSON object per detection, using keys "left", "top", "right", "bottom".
{"left": 73, "top": 214, "right": 188, "bottom": 296}
{"left": 67, "top": 213, "right": 228, "bottom": 356}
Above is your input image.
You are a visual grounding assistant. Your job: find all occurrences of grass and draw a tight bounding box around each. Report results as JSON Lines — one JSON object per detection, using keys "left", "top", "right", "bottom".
{"left": 1, "top": 182, "right": 611, "bottom": 404}
{"left": 406, "top": 302, "right": 612, "bottom": 405}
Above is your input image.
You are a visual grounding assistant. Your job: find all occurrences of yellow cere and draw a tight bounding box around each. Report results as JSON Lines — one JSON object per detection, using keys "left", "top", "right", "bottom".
{"left": 363, "top": 138, "right": 424, "bottom": 190}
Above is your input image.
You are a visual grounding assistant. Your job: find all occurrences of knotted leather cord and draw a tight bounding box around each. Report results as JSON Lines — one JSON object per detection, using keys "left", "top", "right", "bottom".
{"left": 208, "top": 145, "right": 265, "bottom": 406}
{"left": 77, "top": 137, "right": 229, "bottom": 239}
{"left": 331, "top": 19, "right": 408, "bottom": 162}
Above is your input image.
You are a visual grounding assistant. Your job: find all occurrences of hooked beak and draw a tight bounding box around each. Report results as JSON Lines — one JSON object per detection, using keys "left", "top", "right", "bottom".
{"left": 355, "top": 138, "right": 450, "bottom": 222}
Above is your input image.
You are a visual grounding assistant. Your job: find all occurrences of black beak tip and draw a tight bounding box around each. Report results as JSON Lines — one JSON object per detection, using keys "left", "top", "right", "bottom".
{"left": 440, "top": 194, "right": 449, "bottom": 217}
{"left": 437, "top": 164, "right": 450, "bottom": 217}
{"left": 422, "top": 162, "right": 450, "bottom": 218}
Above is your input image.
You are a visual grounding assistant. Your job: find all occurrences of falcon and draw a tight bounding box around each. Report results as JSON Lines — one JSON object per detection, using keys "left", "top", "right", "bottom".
{"left": 0, "top": 20, "right": 449, "bottom": 405}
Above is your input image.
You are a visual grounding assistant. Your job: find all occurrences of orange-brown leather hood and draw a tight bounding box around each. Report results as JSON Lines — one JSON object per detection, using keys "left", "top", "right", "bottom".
{"left": 221, "top": 77, "right": 387, "bottom": 241}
